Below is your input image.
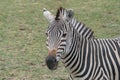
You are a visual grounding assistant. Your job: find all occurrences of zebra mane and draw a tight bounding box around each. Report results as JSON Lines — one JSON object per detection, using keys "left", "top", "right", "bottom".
{"left": 55, "top": 7, "right": 74, "bottom": 21}
{"left": 55, "top": 7, "right": 61, "bottom": 20}
{"left": 70, "top": 18, "right": 94, "bottom": 39}
{"left": 56, "top": 7, "right": 94, "bottom": 39}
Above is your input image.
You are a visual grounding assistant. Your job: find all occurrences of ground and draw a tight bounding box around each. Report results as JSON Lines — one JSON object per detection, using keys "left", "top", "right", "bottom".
{"left": 0, "top": 0, "right": 120, "bottom": 80}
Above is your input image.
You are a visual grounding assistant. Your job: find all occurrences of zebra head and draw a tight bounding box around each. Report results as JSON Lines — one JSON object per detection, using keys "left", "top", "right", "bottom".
{"left": 43, "top": 7, "right": 74, "bottom": 70}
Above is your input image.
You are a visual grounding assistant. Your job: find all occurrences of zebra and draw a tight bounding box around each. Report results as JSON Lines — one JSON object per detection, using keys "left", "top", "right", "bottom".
{"left": 43, "top": 7, "right": 120, "bottom": 80}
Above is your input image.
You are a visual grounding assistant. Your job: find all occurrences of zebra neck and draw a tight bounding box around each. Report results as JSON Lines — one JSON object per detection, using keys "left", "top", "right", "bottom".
{"left": 61, "top": 30, "right": 93, "bottom": 78}
{"left": 69, "top": 18, "right": 94, "bottom": 39}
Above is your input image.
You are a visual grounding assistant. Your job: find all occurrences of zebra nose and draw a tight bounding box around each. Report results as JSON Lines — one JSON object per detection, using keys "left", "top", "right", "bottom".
{"left": 48, "top": 49, "right": 57, "bottom": 56}
{"left": 45, "top": 55, "right": 58, "bottom": 70}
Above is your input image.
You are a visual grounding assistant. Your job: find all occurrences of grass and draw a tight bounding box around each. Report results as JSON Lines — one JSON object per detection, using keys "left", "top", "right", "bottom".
{"left": 0, "top": 0, "right": 119, "bottom": 80}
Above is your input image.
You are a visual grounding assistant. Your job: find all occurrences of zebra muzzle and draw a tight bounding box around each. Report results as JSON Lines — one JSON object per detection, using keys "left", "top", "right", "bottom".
{"left": 45, "top": 55, "right": 58, "bottom": 70}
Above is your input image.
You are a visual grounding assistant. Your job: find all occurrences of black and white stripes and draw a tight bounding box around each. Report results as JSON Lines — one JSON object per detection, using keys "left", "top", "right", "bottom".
{"left": 70, "top": 18, "right": 94, "bottom": 39}
{"left": 44, "top": 7, "right": 120, "bottom": 80}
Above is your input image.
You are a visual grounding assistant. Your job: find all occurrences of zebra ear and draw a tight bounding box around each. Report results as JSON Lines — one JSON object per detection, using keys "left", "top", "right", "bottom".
{"left": 43, "top": 8, "right": 55, "bottom": 23}
{"left": 67, "top": 9, "right": 74, "bottom": 19}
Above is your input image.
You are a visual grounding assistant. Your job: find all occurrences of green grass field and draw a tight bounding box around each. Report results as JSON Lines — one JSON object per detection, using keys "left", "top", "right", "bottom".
{"left": 0, "top": 0, "right": 120, "bottom": 80}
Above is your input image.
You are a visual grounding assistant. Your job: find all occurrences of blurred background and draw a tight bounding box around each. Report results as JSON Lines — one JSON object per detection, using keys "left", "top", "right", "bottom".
{"left": 0, "top": 0, "right": 120, "bottom": 80}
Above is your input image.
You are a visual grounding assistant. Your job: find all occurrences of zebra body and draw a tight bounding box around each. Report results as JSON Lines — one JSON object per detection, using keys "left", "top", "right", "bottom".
{"left": 43, "top": 7, "right": 120, "bottom": 80}
{"left": 61, "top": 35, "right": 120, "bottom": 80}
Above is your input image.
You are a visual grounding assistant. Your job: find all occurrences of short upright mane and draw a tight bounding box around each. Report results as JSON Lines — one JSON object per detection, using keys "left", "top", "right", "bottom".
{"left": 71, "top": 18, "right": 94, "bottom": 39}
{"left": 55, "top": 7, "right": 63, "bottom": 20}
{"left": 55, "top": 9, "right": 60, "bottom": 20}
{"left": 56, "top": 7, "right": 94, "bottom": 39}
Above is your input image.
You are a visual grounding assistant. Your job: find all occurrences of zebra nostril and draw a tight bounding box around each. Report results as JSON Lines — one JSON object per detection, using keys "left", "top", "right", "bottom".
{"left": 45, "top": 55, "right": 58, "bottom": 70}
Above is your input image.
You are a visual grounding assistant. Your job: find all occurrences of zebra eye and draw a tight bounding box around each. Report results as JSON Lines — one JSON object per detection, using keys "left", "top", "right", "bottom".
{"left": 62, "top": 33, "right": 67, "bottom": 37}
